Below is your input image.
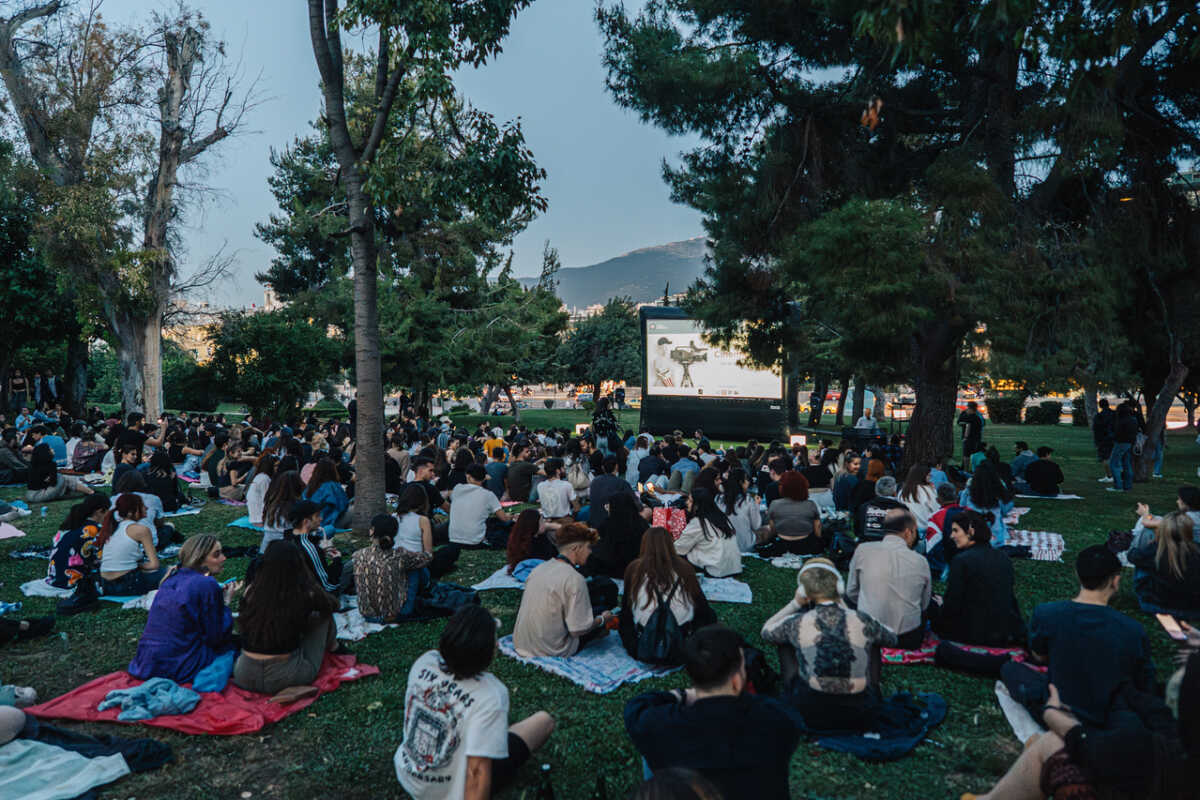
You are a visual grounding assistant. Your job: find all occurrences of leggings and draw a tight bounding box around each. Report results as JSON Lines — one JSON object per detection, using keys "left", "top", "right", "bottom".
{"left": 233, "top": 615, "right": 336, "bottom": 695}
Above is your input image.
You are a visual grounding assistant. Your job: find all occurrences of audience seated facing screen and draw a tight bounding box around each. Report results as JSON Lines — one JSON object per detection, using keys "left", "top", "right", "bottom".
{"left": 505, "top": 508, "right": 559, "bottom": 574}
{"left": 97, "top": 493, "right": 164, "bottom": 597}
{"left": 716, "top": 467, "right": 761, "bottom": 553}
{"left": 449, "top": 463, "right": 512, "bottom": 549}
{"left": 624, "top": 624, "right": 803, "bottom": 800}
{"left": 353, "top": 514, "right": 432, "bottom": 623}
{"left": 512, "top": 523, "right": 612, "bottom": 657}
{"left": 959, "top": 461, "right": 1015, "bottom": 546}
{"left": 1127, "top": 510, "right": 1200, "bottom": 619}
{"left": 923, "top": 483, "right": 967, "bottom": 578}
{"left": 762, "top": 559, "right": 897, "bottom": 732}
{"left": 280, "top": 499, "right": 349, "bottom": 596}
{"left": 394, "top": 605, "right": 555, "bottom": 800}
{"left": 303, "top": 458, "right": 352, "bottom": 536}
{"left": 1000, "top": 546, "right": 1156, "bottom": 727}
{"left": 831, "top": 453, "right": 862, "bottom": 511}
{"left": 898, "top": 464, "right": 940, "bottom": 533}
{"left": 1019, "top": 446, "right": 1064, "bottom": 497}
{"left": 928, "top": 511, "right": 1026, "bottom": 646}
{"left": 233, "top": 540, "right": 339, "bottom": 696}
{"left": 619, "top": 527, "right": 718, "bottom": 664}
{"left": 128, "top": 534, "right": 238, "bottom": 683}
{"left": 26, "top": 442, "right": 94, "bottom": 503}
{"left": 846, "top": 508, "right": 931, "bottom": 649}
{"left": 675, "top": 487, "right": 742, "bottom": 577}
{"left": 855, "top": 475, "right": 907, "bottom": 542}
{"left": 848, "top": 457, "right": 887, "bottom": 517}
{"left": 585, "top": 492, "right": 648, "bottom": 580}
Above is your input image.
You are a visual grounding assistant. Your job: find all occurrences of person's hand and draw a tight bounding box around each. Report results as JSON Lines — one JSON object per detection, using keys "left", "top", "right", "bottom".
{"left": 327, "top": 547, "right": 341, "bottom": 559}
{"left": 1046, "top": 683, "right": 1060, "bottom": 708}
{"left": 223, "top": 580, "right": 242, "bottom": 604}
{"left": 1136, "top": 502, "right": 1150, "bottom": 517}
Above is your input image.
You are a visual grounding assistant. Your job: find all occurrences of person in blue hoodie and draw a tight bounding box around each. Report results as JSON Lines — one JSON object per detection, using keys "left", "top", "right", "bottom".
{"left": 128, "top": 534, "right": 237, "bottom": 683}
{"left": 303, "top": 457, "right": 351, "bottom": 536}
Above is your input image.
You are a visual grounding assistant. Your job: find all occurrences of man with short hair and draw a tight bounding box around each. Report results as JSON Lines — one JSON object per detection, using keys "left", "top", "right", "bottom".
{"left": 449, "top": 464, "right": 512, "bottom": 548}
{"left": 1093, "top": 398, "right": 1116, "bottom": 483}
{"left": 1010, "top": 441, "right": 1037, "bottom": 481}
{"left": 624, "top": 624, "right": 803, "bottom": 799}
{"left": 1001, "top": 546, "right": 1155, "bottom": 726}
{"left": 854, "top": 475, "right": 906, "bottom": 541}
{"left": 1024, "top": 446, "right": 1065, "bottom": 497}
{"left": 763, "top": 456, "right": 793, "bottom": 505}
{"left": 846, "top": 508, "right": 932, "bottom": 649}
{"left": 484, "top": 446, "right": 508, "bottom": 499}
{"left": 537, "top": 458, "right": 577, "bottom": 521}
{"left": 587, "top": 455, "right": 646, "bottom": 528}
{"left": 854, "top": 407, "right": 878, "bottom": 433}
{"left": 504, "top": 444, "right": 537, "bottom": 503}
{"left": 409, "top": 456, "right": 447, "bottom": 515}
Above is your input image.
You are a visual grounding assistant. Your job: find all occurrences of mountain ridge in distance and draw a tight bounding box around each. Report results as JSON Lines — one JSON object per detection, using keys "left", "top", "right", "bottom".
{"left": 519, "top": 236, "right": 708, "bottom": 309}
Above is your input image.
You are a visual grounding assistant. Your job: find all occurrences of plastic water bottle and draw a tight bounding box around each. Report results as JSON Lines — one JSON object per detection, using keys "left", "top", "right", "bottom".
{"left": 39, "top": 506, "right": 47, "bottom": 518}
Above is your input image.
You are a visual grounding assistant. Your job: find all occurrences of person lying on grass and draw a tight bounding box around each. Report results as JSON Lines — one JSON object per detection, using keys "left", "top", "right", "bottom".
{"left": 129, "top": 534, "right": 239, "bottom": 683}
{"left": 395, "top": 605, "right": 555, "bottom": 800}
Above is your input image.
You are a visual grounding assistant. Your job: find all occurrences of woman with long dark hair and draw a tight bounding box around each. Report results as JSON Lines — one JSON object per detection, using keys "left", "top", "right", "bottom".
{"left": 260, "top": 470, "right": 305, "bottom": 553}
{"left": 959, "top": 461, "right": 1015, "bottom": 546}
{"left": 898, "top": 464, "right": 939, "bottom": 532}
{"left": 246, "top": 452, "right": 278, "bottom": 526}
{"left": 618, "top": 526, "right": 717, "bottom": 663}
{"left": 144, "top": 450, "right": 187, "bottom": 513}
{"left": 46, "top": 493, "right": 110, "bottom": 590}
{"left": 303, "top": 457, "right": 350, "bottom": 535}
{"left": 26, "top": 442, "right": 94, "bottom": 503}
{"left": 717, "top": 468, "right": 761, "bottom": 552}
{"left": 97, "top": 493, "right": 163, "bottom": 596}
{"left": 233, "top": 540, "right": 340, "bottom": 694}
{"left": 587, "top": 492, "right": 651, "bottom": 579}
{"left": 506, "top": 509, "right": 558, "bottom": 574}
{"left": 675, "top": 487, "right": 741, "bottom": 577}
{"left": 927, "top": 511, "right": 1025, "bottom": 646}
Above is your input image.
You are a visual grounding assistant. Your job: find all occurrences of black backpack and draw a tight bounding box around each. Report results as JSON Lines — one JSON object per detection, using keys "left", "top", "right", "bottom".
{"left": 635, "top": 582, "right": 686, "bottom": 666}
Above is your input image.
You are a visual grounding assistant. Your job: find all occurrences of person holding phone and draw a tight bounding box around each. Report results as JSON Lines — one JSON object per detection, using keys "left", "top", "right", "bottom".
{"left": 1127, "top": 511, "right": 1200, "bottom": 619}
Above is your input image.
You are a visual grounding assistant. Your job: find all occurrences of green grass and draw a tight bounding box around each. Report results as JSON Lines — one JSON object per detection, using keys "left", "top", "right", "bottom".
{"left": 1, "top": 424, "right": 1196, "bottom": 799}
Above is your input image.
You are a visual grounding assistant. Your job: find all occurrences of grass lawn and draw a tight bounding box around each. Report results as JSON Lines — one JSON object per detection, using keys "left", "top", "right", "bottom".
{"left": 2, "top": 421, "right": 1197, "bottom": 799}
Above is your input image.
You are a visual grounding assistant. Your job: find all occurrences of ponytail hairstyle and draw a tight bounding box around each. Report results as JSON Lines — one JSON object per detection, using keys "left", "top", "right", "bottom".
{"left": 60, "top": 493, "right": 111, "bottom": 533}
{"left": 370, "top": 514, "right": 398, "bottom": 550}
{"left": 96, "top": 493, "right": 147, "bottom": 549}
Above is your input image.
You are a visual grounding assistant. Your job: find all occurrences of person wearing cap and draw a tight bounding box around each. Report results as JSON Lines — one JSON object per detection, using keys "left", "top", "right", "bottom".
{"left": 1023, "top": 446, "right": 1064, "bottom": 497}
{"left": 846, "top": 508, "right": 932, "bottom": 649}
{"left": 762, "top": 559, "right": 896, "bottom": 731}
{"left": 1001, "top": 545, "right": 1155, "bottom": 726}
{"left": 512, "top": 523, "right": 613, "bottom": 657}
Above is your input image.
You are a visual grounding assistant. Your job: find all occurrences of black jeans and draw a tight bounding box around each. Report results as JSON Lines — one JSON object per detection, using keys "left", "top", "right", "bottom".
{"left": 785, "top": 680, "right": 884, "bottom": 732}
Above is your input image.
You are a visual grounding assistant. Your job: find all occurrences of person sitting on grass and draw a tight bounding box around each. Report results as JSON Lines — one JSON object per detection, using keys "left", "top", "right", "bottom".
{"left": 25, "top": 442, "right": 94, "bottom": 504}
{"left": 537, "top": 457, "right": 578, "bottom": 522}
{"left": 757, "top": 471, "right": 823, "bottom": 558}
{"left": 959, "top": 461, "right": 1015, "bottom": 546}
{"left": 281, "top": 499, "right": 348, "bottom": 595}
{"left": 963, "top": 653, "right": 1200, "bottom": 800}
{"left": 586, "top": 492, "right": 651, "bottom": 579}
{"left": 924, "top": 482, "right": 967, "bottom": 577}
{"left": 395, "top": 605, "right": 556, "bottom": 800}
{"left": 246, "top": 452, "right": 277, "bottom": 526}
{"left": 1132, "top": 485, "right": 1200, "bottom": 539}
{"left": 303, "top": 457, "right": 351, "bottom": 536}
{"left": 619, "top": 527, "right": 717, "bottom": 664}
{"left": 1127, "top": 511, "right": 1200, "bottom": 619}
{"left": 233, "top": 540, "right": 340, "bottom": 696}
{"left": 259, "top": 470, "right": 305, "bottom": 554}
{"left": 1019, "top": 446, "right": 1064, "bottom": 497}
{"left": 46, "top": 494, "right": 110, "bottom": 591}
{"left": 625, "top": 624, "right": 804, "bottom": 800}
{"left": 1000, "top": 546, "right": 1155, "bottom": 726}
{"left": 144, "top": 450, "right": 189, "bottom": 514}
{"left": 0, "top": 428, "right": 30, "bottom": 484}
{"left": 97, "top": 493, "right": 163, "bottom": 596}
{"left": 848, "top": 456, "right": 887, "bottom": 517}
{"left": 928, "top": 511, "right": 1026, "bottom": 647}
{"left": 353, "top": 514, "right": 433, "bottom": 623}
{"left": 128, "top": 534, "right": 239, "bottom": 683}
{"left": 675, "top": 487, "right": 742, "bottom": 578}
{"left": 846, "top": 509, "right": 931, "bottom": 649}
{"left": 505, "top": 508, "right": 559, "bottom": 574}
{"left": 111, "top": 470, "right": 175, "bottom": 547}
{"left": 762, "top": 559, "right": 896, "bottom": 731}
{"left": 449, "top": 463, "right": 513, "bottom": 549}
{"left": 831, "top": 452, "right": 862, "bottom": 511}
{"left": 512, "top": 522, "right": 613, "bottom": 657}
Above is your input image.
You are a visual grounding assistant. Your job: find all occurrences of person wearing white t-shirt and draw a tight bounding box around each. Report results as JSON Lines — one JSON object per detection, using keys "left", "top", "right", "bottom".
{"left": 449, "top": 464, "right": 512, "bottom": 547}
{"left": 395, "top": 605, "right": 555, "bottom": 799}
{"left": 537, "top": 458, "right": 578, "bottom": 521}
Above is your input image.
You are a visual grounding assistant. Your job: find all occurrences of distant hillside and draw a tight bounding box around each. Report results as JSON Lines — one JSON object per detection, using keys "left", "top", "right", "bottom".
{"left": 521, "top": 237, "right": 708, "bottom": 309}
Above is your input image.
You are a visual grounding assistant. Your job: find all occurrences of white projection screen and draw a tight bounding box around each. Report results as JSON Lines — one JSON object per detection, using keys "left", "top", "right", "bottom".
{"left": 644, "top": 317, "right": 782, "bottom": 400}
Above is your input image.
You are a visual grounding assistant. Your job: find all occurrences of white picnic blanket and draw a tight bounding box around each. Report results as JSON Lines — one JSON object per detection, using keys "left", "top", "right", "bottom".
{"left": 20, "top": 579, "right": 73, "bottom": 599}
{"left": 1007, "top": 530, "right": 1066, "bottom": 562}
{"left": 471, "top": 565, "right": 752, "bottom": 604}
{"left": 1016, "top": 494, "right": 1083, "bottom": 500}
{"left": 498, "top": 631, "right": 679, "bottom": 694}
{"left": 744, "top": 551, "right": 813, "bottom": 569}
{"left": 333, "top": 595, "right": 396, "bottom": 641}
{"left": 995, "top": 681, "right": 1045, "bottom": 744}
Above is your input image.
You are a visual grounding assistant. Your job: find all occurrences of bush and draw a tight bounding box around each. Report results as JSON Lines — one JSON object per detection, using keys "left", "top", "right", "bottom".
{"left": 449, "top": 404, "right": 471, "bottom": 414}
{"left": 985, "top": 396, "right": 1024, "bottom": 424}
{"left": 543, "top": 399, "right": 554, "bottom": 409}
{"left": 1024, "top": 401, "right": 1063, "bottom": 425}
{"left": 1071, "top": 396, "right": 1089, "bottom": 426}
{"left": 580, "top": 400, "right": 595, "bottom": 412}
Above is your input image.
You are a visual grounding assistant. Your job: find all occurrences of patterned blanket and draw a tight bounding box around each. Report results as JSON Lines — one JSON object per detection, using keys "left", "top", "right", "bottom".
{"left": 881, "top": 632, "right": 1036, "bottom": 666}
{"left": 471, "top": 565, "right": 753, "bottom": 604}
{"left": 498, "top": 631, "right": 679, "bottom": 694}
{"left": 1006, "top": 530, "right": 1066, "bottom": 562}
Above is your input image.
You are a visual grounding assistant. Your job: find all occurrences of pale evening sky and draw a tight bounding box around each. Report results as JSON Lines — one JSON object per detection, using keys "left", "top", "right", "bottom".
{"left": 93, "top": 0, "right": 704, "bottom": 308}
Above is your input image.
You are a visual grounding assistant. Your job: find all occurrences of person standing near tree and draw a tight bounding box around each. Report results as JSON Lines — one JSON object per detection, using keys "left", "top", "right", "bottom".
{"left": 1093, "top": 398, "right": 1117, "bottom": 483}
{"left": 957, "top": 401, "right": 985, "bottom": 470}
{"left": 1108, "top": 402, "right": 1138, "bottom": 493}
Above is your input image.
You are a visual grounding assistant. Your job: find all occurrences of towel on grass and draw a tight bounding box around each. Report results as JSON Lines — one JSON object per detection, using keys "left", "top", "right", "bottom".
{"left": 472, "top": 565, "right": 752, "bottom": 604}
{"left": 498, "top": 631, "right": 679, "bottom": 694}
{"left": 995, "top": 681, "right": 1045, "bottom": 743}
{"left": 161, "top": 507, "right": 201, "bottom": 518}
{"left": 8, "top": 546, "right": 53, "bottom": 560}
{"left": 97, "top": 678, "right": 201, "bottom": 721}
{"left": 25, "top": 653, "right": 378, "bottom": 735}
{"left": 0, "top": 522, "right": 25, "bottom": 540}
{"left": 1015, "top": 493, "right": 1083, "bottom": 500}
{"left": 225, "top": 515, "right": 263, "bottom": 531}
{"left": 0, "top": 738, "right": 131, "bottom": 800}
{"left": 803, "top": 692, "right": 948, "bottom": 761}
{"left": 20, "top": 579, "right": 73, "bottom": 599}
{"left": 1006, "top": 530, "right": 1066, "bottom": 562}
{"left": 881, "top": 632, "right": 1034, "bottom": 666}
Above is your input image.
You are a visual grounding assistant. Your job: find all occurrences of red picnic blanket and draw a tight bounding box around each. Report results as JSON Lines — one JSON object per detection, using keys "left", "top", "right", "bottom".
{"left": 24, "top": 653, "right": 378, "bottom": 735}
{"left": 880, "top": 632, "right": 1044, "bottom": 669}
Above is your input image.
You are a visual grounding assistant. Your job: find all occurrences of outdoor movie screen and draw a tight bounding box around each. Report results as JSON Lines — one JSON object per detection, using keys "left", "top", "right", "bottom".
{"left": 645, "top": 317, "right": 782, "bottom": 400}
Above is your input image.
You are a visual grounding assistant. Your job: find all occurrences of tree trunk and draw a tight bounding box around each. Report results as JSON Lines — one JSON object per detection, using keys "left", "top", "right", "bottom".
{"left": 834, "top": 374, "right": 850, "bottom": 428}
{"left": 142, "top": 313, "right": 164, "bottom": 419}
{"left": 504, "top": 385, "right": 520, "bottom": 423}
{"left": 108, "top": 309, "right": 147, "bottom": 416}
{"left": 1135, "top": 361, "right": 1188, "bottom": 481}
{"left": 808, "top": 374, "right": 827, "bottom": 427}
{"left": 851, "top": 379, "right": 865, "bottom": 424}
{"left": 479, "top": 384, "right": 501, "bottom": 415}
{"left": 870, "top": 386, "right": 887, "bottom": 422}
{"left": 1082, "top": 381, "right": 1099, "bottom": 428}
{"left": 903, "top": 323, "right": 964, "bottom": 473}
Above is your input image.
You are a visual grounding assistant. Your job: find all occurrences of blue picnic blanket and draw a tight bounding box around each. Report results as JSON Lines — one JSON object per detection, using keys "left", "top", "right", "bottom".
{"left": 803, "top": 692, "right": 948, "bottom": 761}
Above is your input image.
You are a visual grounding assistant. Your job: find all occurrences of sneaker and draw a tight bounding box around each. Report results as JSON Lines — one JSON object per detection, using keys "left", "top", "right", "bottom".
{"left": 1098, "top": 477, "right": 1114, "bottom": 483}
{"left": 14, "top": 507, "right": 31, "bottom": 517}
{"left": 1106, "top": 487, "right": 1124, "bottom": 492}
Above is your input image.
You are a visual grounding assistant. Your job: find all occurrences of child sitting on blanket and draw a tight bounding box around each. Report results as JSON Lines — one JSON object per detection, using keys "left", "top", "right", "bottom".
{"left": 512, "top": 523, "right": 613, "bottom": 657}
{"left": 761, "top": 559, "right": 896, "bottom": 732}
{"left": 128, "top": 534, "right": 239, "bottom": 683}
{"left": 395, "top": 606, "right": 555, "bottom": 799}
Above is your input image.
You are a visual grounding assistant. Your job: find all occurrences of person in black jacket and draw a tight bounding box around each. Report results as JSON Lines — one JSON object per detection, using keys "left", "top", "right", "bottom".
{"left": 1128, "top": 511, "right": 1200, "bottom": 619}
{"left": 1023, "top": 446, "right": 1065, "bottom": 497}
{"left": 1093, "top": 398, "right": 1117, "bottom": 483}
{"left": 928, "top": 510, "right": 1026, "bottom": 646}
{"left": 1108, "top": 402, "right": 1139, "bottom": 493}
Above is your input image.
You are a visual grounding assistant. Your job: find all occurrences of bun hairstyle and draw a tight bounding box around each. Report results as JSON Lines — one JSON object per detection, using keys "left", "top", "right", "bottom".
{"left": 795, "top": 558, "right": 845, "bottom": 602}
{"left": 371, "top": 514, "right": 398, "bottom": 550}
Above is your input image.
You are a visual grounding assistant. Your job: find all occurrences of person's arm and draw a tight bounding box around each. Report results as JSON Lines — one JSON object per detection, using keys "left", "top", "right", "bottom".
{"left": 812, "top": 517, "right": 823, "bottom": 540}
{"left": 622, "top": 691, "right": 680, "bottom": 745}
{"left": 145, "top": 421, "right": 166, "bottom": 449}
{"left": 748, "top": 497, "right": 761, "bottom": 530}
{"left": 1040, "top": 684, "right": 1080, "bottom": 738}
{"left": 565, "top": 576, "right": 605, "bottom": 637}
{"left": 673, "top": 519, "right": 700, "bottom": 556}
{"left": 419, "top": 516, "right": 434, "bottom": 553}
{"left": 761, "top": 600, "right": 802, "bottom": 642}
{"left": 463, "top": 757, "right": 492, "bottom": 800}
{"left": 132, "top": 525, "right": 160, "bottom": 571}
{"left": 940, "top": 555, "right": 968, "bottom": 615}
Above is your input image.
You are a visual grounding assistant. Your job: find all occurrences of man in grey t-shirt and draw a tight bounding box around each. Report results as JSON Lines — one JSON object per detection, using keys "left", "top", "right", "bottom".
{"left": 450, "top": 464, "right": 512, "bottom": 546}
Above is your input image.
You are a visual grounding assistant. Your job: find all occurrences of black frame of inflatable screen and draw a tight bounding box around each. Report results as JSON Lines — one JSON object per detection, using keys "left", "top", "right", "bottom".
{"left": 639, "top": 306, "right": 794, "bottom": 440}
